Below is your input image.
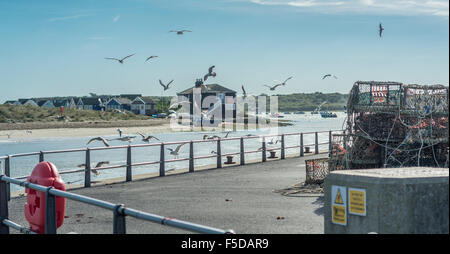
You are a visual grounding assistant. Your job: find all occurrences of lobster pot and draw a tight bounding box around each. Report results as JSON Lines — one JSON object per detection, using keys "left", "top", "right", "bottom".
{"left": 305, "top": 158, "right": 330, "bottom": 184}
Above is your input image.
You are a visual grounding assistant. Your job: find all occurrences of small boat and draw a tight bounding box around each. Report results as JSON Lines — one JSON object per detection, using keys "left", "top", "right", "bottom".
{"left": 320, "top": 112, "right": 337, "bottom": 118}
{"left": 295, "top": 111, "right": 305, "bottom": 114}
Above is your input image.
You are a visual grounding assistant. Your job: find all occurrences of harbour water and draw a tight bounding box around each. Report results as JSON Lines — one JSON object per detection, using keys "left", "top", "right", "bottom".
{"left": 1, "top": 112, "right": 346, "bottom": 192}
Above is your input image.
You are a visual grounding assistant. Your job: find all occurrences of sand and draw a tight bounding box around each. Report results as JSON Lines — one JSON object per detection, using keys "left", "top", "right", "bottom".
{"left": 0, "top": 119, "right": 173, "bottom": 139}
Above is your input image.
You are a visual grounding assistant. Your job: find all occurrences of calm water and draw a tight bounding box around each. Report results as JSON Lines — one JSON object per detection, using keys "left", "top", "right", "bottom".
{"left": 1, "top": 113, "right": 346, "bottom": 192}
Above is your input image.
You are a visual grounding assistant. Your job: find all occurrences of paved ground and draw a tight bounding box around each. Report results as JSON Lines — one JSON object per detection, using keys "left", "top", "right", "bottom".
{"left": 7, "top": 154, "right": 326, "bottom": 234}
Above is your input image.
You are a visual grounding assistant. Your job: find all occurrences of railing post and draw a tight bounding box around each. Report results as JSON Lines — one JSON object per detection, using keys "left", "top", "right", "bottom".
{"left": 300, "top": 134, "right": 304, "bottom": 157}
{"left": 262, "top": 137, "right": 266, "bottom": 162}
{"left": 44, "top": 187, "right": 57, "bottom": 234}
{"left": 126, "top": 146, "right": 132, "bottom": 182}
{"left": 189, "top": 141, "right": 194, "bottom": 173}
{"left": 113, "top": 204, "right": 126, "bottom": 234}
{"left": 160, "top": 143, "right": 165, "bottom": 177}
{"left": 240, "top": 137, "right": 245, "bottom": 165}
{"left": 315, "top": 132, "right": 319, "bottom": 154}
{"left": 0, "top": 176, "right": 9, "bottom": 234}
{"left": 217, "top": 139, "right": 222, "bottom": 168}
{"left": 85, "top": 149, "right": 91, "bottom": 188}
{"left": 39, "top": 151, "right": 44, "bottom": 162}
{"left": 4, "top": 156, "right": 10, "bottom": 201}
{"left": 328, "top": 131, "right": 332, "bottom": 157}
{"left": 281, "top": 134, "right": 285, "bottom": 159}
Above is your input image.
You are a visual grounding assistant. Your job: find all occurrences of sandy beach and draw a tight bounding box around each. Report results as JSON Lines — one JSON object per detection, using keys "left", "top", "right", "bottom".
{"left": 0, "top": 119, "right": 173, "bottom": 139}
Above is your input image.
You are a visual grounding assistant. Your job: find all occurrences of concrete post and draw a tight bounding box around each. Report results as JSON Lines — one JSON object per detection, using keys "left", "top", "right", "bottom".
{"left": 240, "top": 137, "right": 245, "bottom": 165}
{"left": 160, "top": 143, "right": 165, "bottom": 177}
{"left": 217, "top": 139, "right": 222, "bottom": 169}
{"left": 84, "top": 149, "right": 91, "bottom": 188}
{"left": 126, "top": 146, "right": 132, "bottom": 182}
{"left": 189, "top": 141, "right": 194, "bottom": 173}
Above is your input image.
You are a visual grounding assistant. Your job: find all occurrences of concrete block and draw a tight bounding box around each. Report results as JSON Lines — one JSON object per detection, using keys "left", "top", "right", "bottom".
{"left": 324, "top": 167, "right": 449, "bottom": 234}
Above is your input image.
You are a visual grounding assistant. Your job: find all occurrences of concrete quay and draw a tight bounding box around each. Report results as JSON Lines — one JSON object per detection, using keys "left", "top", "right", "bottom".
{"left": 7, "top": 154, "right": 327, "bottom": 234}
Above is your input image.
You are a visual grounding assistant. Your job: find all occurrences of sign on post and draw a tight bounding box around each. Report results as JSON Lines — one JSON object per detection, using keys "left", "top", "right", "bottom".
{"left": 331, "top": 185, "right": 347, "bottom": 226}
{"left": 349, "top": 188, "right": 366, "bottom": 216}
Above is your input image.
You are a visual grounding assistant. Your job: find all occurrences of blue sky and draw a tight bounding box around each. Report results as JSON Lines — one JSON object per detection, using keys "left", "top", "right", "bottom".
{"left": 0, "top": 0, "right": 448, "bottom": 102}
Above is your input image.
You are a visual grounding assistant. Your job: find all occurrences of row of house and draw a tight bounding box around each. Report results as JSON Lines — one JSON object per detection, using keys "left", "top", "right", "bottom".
{"left": 3, "top": 94, "right": 158, "bottom": 116}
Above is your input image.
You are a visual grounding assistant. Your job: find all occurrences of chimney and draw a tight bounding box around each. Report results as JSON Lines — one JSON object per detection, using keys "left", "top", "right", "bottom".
{"left": 195, "top": 79, "right": 203, "bottom": 88}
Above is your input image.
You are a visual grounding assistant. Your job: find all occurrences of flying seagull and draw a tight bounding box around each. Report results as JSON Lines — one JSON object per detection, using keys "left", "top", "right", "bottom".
{"left": 267, "top": 138, "right": 279, "bottom": 145}
{"left": 86, "top": 137, "right": 110, "bottom": 147}
{"left": 264, "top": 84, "right": 284, "bottom": 91}
{"left": 203, "top": 66, "right": 217, "bottom": 81}
{"left": 167, "top": 143, "right": 186, "bottom": 158}
{"left": 170, "top": 30, "right": 192, "bottom": 35}
{"left": 203, "top": 134, "right": 220, "bottom": 140}
{"left": 379, "top": 23, "right": 384, "bottom": 38}
{"left": 264, "top": 76, "right": 293, "bottom": 91}
{"left": 138, "top": 132, "right": 160, "bottom": 143}
{"left": 108, "top": 136, "right": 136, "bottom": 143}
{"left": 145, "top": 56, "right": 158, "bottom": 62}
{"left": 105, "top": 54, "right": 135, "bottom": 64}
{"left": 322, "top": 74, "right": 338, "bottom": 80}
{"left": 159, "top": 79, "right": 174, "bottom": 91}
{"left": 242, "top": 85, "right": 247, "bottom": 98}
{"left": 92, "top": 161, "right": 109, "bottom": 175}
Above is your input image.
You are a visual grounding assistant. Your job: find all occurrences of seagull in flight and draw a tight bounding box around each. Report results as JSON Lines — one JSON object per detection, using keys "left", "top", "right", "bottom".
{"left": 159, "top": 79, "right": 174, "bottom": 91}
{"left": 379, "top": 23, "right": 384, "bottom": 38}
{"left": 264, "top": 76, "right": 293, "bottom": 91}
{"left": 203, "top": 134, "right": 221, "bottom": 140}
{"left": 86, "top": 137, "right": 110, "bottom": 147}
{"left": 322, "top": 74, "right": 338, "bottom": 80}
{"left": 145, "top": 56, "right": 158, "bottom": 62}
{"left": 138, "top": 133, "right": 160, "bottom": 143}
{"left": 78, "top": 161, "right": 109, "bottom": 175}
{"left": 203, "top": 66, "right": 217, "bottom": 81}
{"left": 108, "top": 136, "right": 136, "bottom": 143}
{"left": 242, "top": 85, "right": 247, "bottom": 99}
{"left": 267, "top": 138, "right": 279, "bottom": 145}
{"left": 167, "top": 143, "right": 186, "bottom": 158}
{"left": 170, "top": 30, "right": 192, "bottom": 35}
{"left": 105, "top": 54, "right": 135, "bottom": 64}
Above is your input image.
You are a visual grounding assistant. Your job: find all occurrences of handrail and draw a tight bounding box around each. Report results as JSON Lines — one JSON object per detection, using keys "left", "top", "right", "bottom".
{"left": 1, "top": 130, "right": 343, "bottom": 201}
{"left": 0, "top": 175, "right": 234, "bottom": 234}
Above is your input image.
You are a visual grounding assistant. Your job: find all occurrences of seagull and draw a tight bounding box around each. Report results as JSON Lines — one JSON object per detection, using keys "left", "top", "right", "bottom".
{"left": 170, "top": 30, "right": 192, "bottom": 35}
{"left": 267, "top": 138, "right": 279, "bottom": 145}
{"left": 117, "top": 128, "right": 123, "bottom": 137}
{"left": 108, "top": 136, "right": 136, "bottom": 143}
{"left": 322, "top": 74, "right": 338, "bottom": 80}
{"left": 264, "top": 83, "right": 284, "bottom": 91}
{"left": 203, "top": 66, "right": 217, "bottom": 81}
{"left": 203, "top": 134, "right": 221, "bottom": 140}
{"left": 242, "top": 85, "right": 247, "bottom": 99}
{"left": 105, "top": 54, "right": 135, "bottom": 64}
{"left": 145, "top": 56, "right": 158, "bottom": 62}
{"left": 264, "top": 76, "right": 293, "bottom": 91}
{"left": 223, "top": 132, "right": 231, "bottom": 138}
{"left": 86, "top": 137, "right": 110, "bottom": 147}
{"left": 167, "top": 143, "right": 185, "bottom": 158}
{"left": 159, "top": 79, "right": 174, "bottom": 91}
{"left": 92, "top": 161, "right": 109, "bottom": 175}
{"left": 379, "top": 23, "right": 384, "bottom": 38}
{"left": 211, "top": 150, "right": 217, "bottom": 154}
{"left": 169, "top": 100, "right": 191, "bottom": 110}
{"left": 138, "top": 132, "right": 160, "bottom": 143}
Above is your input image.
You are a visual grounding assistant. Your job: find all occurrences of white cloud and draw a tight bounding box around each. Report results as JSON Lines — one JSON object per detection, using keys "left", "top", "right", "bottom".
{"left": 113, "top": 15, "right": 121, "bottom": 22}
{"left": 249, "top": 0, "right": 449, "bottom": 16}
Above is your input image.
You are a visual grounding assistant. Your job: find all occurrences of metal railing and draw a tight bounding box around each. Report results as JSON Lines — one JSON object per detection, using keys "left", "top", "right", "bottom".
{"left": 1, "top": 130, "right": 343, "bottom": 201}
{"left": 0, "top": 175, "right": 234, "bottom": 234}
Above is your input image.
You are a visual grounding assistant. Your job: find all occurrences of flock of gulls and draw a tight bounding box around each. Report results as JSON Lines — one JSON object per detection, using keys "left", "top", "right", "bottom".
{"left": 102, "top": 22, "right": 386, "bottom": 98}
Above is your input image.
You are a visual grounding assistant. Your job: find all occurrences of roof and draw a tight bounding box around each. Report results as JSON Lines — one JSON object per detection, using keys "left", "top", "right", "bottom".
{"left": 78, "top": 97, "right": 103, "bottom": 105}
{"left": 132, "top": 96, "right": 155, "bottom": 104}
{"left": 108, "top": 97, "right": 132, "bottom": 105}
{"left": 36, "top": 100, "right": 54, "bottom": 107}
{"left": 4, "top": 100, "right": 17, "bottom": 104}
{"left": 177, "top": 84, "right": 237, "bottom": 95}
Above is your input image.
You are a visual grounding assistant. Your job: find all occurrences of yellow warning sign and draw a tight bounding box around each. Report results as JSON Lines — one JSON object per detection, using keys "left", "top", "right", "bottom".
{"left": 332, "top": 205, "right": 346, "bottom": 225}
{"left": 331, "top": 185, "right": 347, "bottom": 226}
{"left": 349, "top": 188, "right": 366, "bottom": 216}
{"left": 334, "top": 189, "right": 344, "bottom": 204}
